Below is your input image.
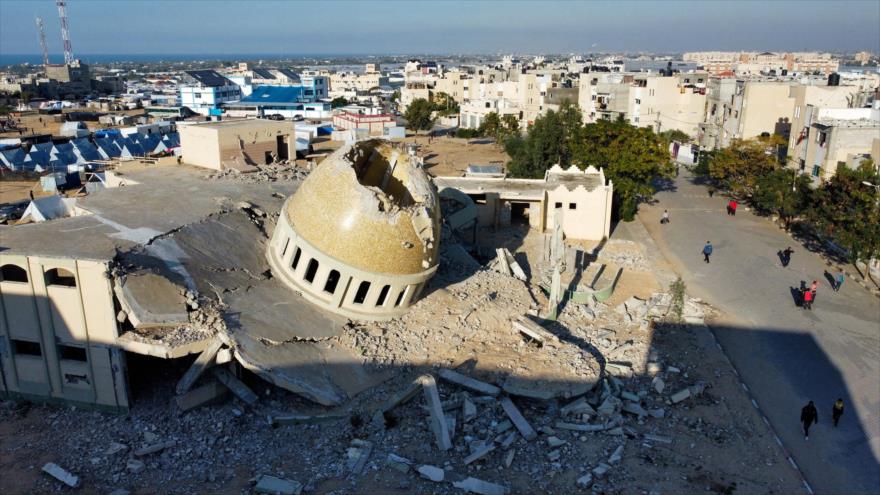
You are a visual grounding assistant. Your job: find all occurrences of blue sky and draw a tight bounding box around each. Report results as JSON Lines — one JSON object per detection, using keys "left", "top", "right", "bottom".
{"left": 1, "top": 0, "right": 878, "bottom": 55}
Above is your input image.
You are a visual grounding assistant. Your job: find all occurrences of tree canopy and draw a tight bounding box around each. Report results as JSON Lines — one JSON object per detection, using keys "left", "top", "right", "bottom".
{"left": 330, "top": 97, "right": 349, "bottom": 109}
{"left": 806, "top": 161, "right": 880, "bottom": 263}
{"left": 704, "top": 138, "right": 778, "bottom": 198}
{"left": 404, "top": 98, "right": 435, "bottom": 132}
{"left": 752, "top": 168, "right": 812, "bottom": 229}
{"left": 505, "top": 102, "right": 672, "bottom": 221}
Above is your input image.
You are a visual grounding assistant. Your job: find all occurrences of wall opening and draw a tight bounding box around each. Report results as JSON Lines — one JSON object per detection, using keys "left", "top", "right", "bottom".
{"left": 569, "top": 202, "right": 577, "bottom": 210}
{"left": 394, "top": 287, "right": 407, "bottom": 307}
{"left": 57, "top": 344, "right": 88, "bottom": 362}
{"left": 12, "top": 339, "right": 42, "bottom": 357}
{"left": 353, "top": 281, "right": 371, "bottom": 304}
{"left": 376, "top": 285, "right": 391, "bottom": 306}
{"left": 291, "top": 247, "right": 302, "bottom": 270}
{"left": 0, "top": 264, "right": 28, "bottom": 283}
{"left": 280, "top": 238, "right": 290, "bottom": 258}
{"left": 45, "top": 268, "right": 77, "bottom": 287}
{"left": 324, "top": 270, "right": 340, "bottom": 294}
{"left": 304, "top": 259, "right": 319, "bottom": 283}
{"left": 510, "top": 202, "right": 530, "bottom": 225}
{"left": 264, "top": 150, "right": 273, "bottom": 164}
{"left": 276, "top": 135, "right": 289, "bottom": 161}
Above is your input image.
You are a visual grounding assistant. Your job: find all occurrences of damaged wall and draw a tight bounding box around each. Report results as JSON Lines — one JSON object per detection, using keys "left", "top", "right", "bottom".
{"left": 179, "top": 119, "right": 296, "bottom": 171}
{"left": 269, "top": 139, "right": 441, "bottom": 321}
{"left": 0, "top": 254, "right": 129, "bottom": 411}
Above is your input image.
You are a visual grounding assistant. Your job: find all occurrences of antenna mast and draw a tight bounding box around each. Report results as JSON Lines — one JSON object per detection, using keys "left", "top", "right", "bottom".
{"left": 36, "top": 17, "right": 49, "bottom": 66}
{"left": 56, "top": 0, "right": 74, "bottom": 64}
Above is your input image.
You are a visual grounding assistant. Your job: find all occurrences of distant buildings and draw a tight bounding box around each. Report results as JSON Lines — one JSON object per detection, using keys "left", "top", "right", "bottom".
{"left": 682, "top": 51, "right": 840, "bottom": 76}
{"left": 178, "top": 70, "right": 241, "bottom": 116}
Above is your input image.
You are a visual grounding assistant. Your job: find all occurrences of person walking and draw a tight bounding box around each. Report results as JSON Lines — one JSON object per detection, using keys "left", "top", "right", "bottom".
{"left": 832, "top": 398, "right": 844, "bottom": 427}
{"left": 801, "top": 400, "right": 818, "bottom": 439}
{"left": 782, "top": 246, "right": 794, "bottom": 267}
{"left": 810, "top": 280, "right": 818, "bottom": 304}
{"left": 730, "top": 199, "right": 738, "bottom": 216}
{"left": 661, "top": 210, "right": 670, "bottom": 224}
{"left": 702, "top": 241, "right": 713, "bottom": 263}
{"left": 835, "top": 271, "right": 845, "bottom": 292}
{"left": 802, "top": 287, "right": 813, "bottom": 310}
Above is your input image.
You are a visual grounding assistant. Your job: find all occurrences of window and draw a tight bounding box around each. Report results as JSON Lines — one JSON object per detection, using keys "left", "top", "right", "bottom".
{"left": 58, "top": 344, "right": 87, "bottom": 362}
{"left": 0, "top": 264, "right": 28, "bottom": 283}
{"left": 45, "top": 268, "right": 76, "bottom": 287}
{"left": 12, "top": 339, "right": 41, "bottom": 357}
{"left": 324, "top": 270, "right": 340, "bottom": 294}
{"left": 376, "top": 285, "right": 391, "bottom": 306}
{"left": 568, "top": 203, "right": 577, "bottom": 210}
{"left": 280, "top": 239, "right": 290, "bottom": 258}
{"left": 353, "top": 281, "right": 371, "bottom": 304}
{"left": 635, "top": 98, "right": 641, "bottom": 104}
{"left": 304, "top": 259, "right": 319, "bottom": 283}
{"left": 194, "top": 92, "right": 202, "bottom": 99}
{"left": 291, "top": 247, "right": 302, "bottom": 270}
{"left": 554, "top": 202, "right": 562, "bottom": 209}
{"left": 394, "top": 288, "right": 407, "bottom": 307}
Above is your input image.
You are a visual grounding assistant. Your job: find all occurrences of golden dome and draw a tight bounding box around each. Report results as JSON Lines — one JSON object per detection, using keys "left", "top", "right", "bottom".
{"left": 285, "top": 139, "right": 440, "bottom": 275}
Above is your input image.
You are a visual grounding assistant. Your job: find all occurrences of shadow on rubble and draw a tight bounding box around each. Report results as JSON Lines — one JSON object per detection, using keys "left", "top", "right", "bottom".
{"left": 1, "top": 291, "right": 877, "bottom": 494}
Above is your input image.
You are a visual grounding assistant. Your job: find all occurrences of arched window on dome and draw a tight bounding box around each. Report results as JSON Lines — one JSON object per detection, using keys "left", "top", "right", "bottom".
{"left": 304, "top": 259, "right": 319, "bottom": 284}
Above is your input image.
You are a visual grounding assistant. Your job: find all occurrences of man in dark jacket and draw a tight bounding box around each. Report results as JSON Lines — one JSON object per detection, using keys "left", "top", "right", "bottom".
{"left": 801, "top": 401, "right": 818, "bottom": 439}
{"left": 832, "top": 399, "right": 844, "bottom": 427}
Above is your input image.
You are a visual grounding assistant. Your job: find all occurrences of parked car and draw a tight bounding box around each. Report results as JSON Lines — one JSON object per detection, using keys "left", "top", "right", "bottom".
{"left": 266, "top": 114, "right": 285, "bottom": 121}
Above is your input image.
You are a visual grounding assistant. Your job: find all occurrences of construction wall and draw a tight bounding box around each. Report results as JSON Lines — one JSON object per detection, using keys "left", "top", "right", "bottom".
{"left": 0, "top": 254, "right": 128, "bottom": 411}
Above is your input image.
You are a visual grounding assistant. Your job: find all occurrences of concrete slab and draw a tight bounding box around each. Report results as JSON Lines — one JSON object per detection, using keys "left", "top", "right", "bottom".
{"left": 116, "top": 271, "right": 189, "bottom": 328}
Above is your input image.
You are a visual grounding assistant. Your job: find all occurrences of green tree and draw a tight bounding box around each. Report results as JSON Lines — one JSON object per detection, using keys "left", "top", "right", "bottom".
{"left": 752, "top": 168, "right": 812, "bottom": 230}
{"left": 431, "top": 92, "right": 459, "bottom": 116}
{"left": 706, "top": 138, "right": 777, "bottom": 198}
{"left": 404, "top": 98, "right": 436, "bottom": 132}
{"left": 478, "top": 112, "right": 501, "bottom": 139}
{"left": 807, "top": 161, "right": 880, "bottom": 266}
{"left": 506, "top": 101, "right": 582, "bottom": 178}
{"left": 659, "top": 129, "right": 691, "bottom": 144}
{"left": 576, "top": 117, "right": 672, "bottom": 221}
{"left": 330, "top": 97, "right": 349, "bottom": 109}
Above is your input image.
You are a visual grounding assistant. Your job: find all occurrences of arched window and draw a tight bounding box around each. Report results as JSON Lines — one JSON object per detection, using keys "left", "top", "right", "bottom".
{"left": 304, "top": 259, "right": 319, "bottom": 283}
{"left": 45, "top": 268, "right": 76, "bottom": 287}
{"left": 376, "top": 285, "right": 391, "bottom": 307}
{"left": 291, "top": 247, "right": 302, "bottom": 270}
{"left": 353, "top": 281, "right": 371, "bottom": 304}
{"left": 323, "top": 270, "right": 340, "bottom": 294}
{"left": 0, "top": 264, "right": 28, "bottom": 283}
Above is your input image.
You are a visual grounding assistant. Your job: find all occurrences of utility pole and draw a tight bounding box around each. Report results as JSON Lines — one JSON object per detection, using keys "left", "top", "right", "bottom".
{"left": 35, "top": 17, "right": 49, "bottom": 66}
{"left": 56, "top": 0, "right": 74, "bottom": 64}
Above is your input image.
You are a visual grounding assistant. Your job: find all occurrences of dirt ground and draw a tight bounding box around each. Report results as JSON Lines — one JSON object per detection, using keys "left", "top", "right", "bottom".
{"left": 0, "top": 108, "right": 146, "bottom": 139}
{"left": 0, "top": 180, "right": 41, "bottom": 205}
{"left": 404, "top": 135, "right": 510, "bottom": 177}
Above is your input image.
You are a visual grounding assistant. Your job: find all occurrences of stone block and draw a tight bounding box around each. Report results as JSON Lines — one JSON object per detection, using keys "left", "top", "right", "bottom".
{"left": 254, "top": 475, "right": 303, "bottom": 495}
{"left": 42, "top": 463, "right": 80, "bottom": 487}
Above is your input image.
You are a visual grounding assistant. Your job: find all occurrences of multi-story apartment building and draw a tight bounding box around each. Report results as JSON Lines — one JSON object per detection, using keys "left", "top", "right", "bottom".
{"left": 683, "top": 52, "right": 839, "bottom": 76}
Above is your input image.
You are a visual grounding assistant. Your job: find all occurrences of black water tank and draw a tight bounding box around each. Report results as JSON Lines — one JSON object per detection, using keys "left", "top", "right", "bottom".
{"left": 828, "top": 73, "right": 840, "bottom": 86}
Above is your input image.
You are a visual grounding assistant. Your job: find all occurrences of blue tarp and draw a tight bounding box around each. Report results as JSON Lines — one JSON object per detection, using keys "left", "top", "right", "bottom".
{"left": 0, "top": 148, "right": 26, "bottom": 170}
{"left": 94, "top": 137, "right": 122, "bottom": 158}
{"left": 94, "top": 129, "right": 122, "bottom": 138}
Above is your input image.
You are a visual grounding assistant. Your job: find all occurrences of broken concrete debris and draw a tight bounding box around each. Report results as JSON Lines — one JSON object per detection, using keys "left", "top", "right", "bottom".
{"left": 438, "top": 368, "right": 501, "bottom": 396}
{"left": 463, "top": 442, "right": 495, "bottom": 465}
{"left": 499, "top": 396, "right": 537, "bottom": 441}
{"left": 42, "top": 463, "right": 80, "bottom": 488}
{"left": 175, "top": 338, "right": 224, "bottom": 395}
{"left": 175, "top": 382, "right": 228, "bottom": 412}
{"left": 254, "top": 475, "right": 303, "bottom": 495}
{"left": 419, "top": 375, "right": 453, "bottom": 451}
{"left": 126, "top": 458, "right": 146, "bottom": 474}
{"left": 453, "top": 477, "right": 510, "bottom": 495}
{"left": 212, "top": 367, "right": 259, "bottom": 406}
{"left": 385, "top": 453, "right": 413, "bottom": 473}
{"left": 346, "top": 439, "right": 373, "bottom": 475}
{"left": 417, "top": 464, "right": 445, "bottom": 482}
{"left": 134, "top": 439, "right": 176, "bottom": 457}
{"left": 670, "top": 387, "right": 692, "bottom": 404}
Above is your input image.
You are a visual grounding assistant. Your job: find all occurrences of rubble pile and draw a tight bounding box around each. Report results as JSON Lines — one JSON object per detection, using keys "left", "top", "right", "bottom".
{"left": 204, "top": 161, "right": 311, "bottom": 183}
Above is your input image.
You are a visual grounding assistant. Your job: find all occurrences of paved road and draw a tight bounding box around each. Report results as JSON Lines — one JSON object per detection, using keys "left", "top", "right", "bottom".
{"left": 638, "top": 170, "right": 880, "bottom": 494}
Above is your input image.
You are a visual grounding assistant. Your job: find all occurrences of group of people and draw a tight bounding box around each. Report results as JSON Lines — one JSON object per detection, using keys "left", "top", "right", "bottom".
{"left": 726, "top": 199, "right": 738, "bottom": 216}
{"left": 800, "top": 399, "right": 846, "bottom": 440}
